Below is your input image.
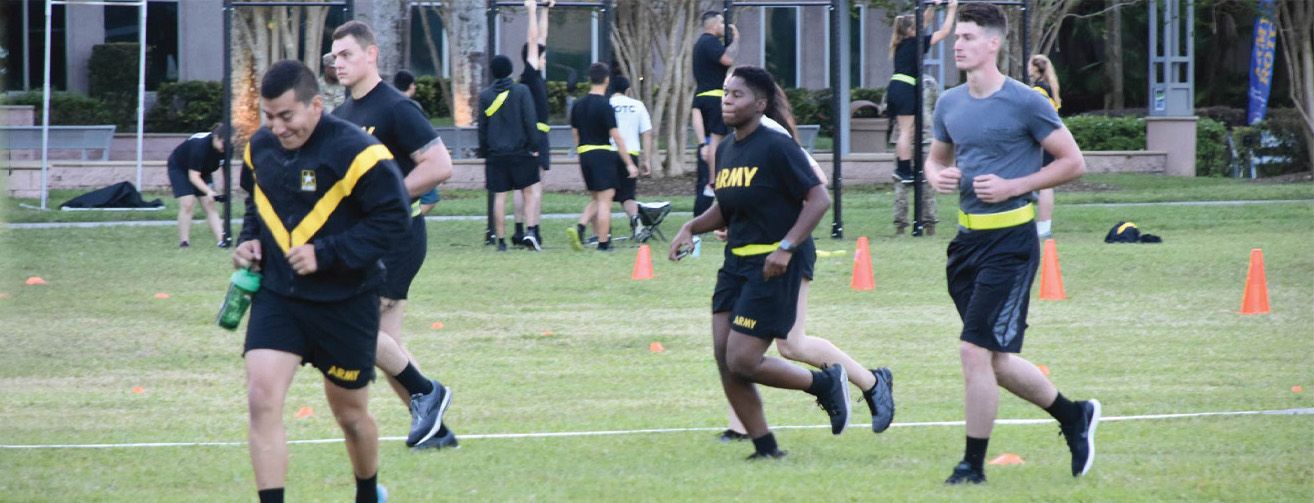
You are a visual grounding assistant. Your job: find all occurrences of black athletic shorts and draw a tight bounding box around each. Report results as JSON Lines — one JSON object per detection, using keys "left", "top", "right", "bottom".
{"left": 169, "top": 168, "right": 212, "bottom": 198}
{"left": 244, "top": 288, "right": 380, "bottom": 389}
{"left": 693, "top": 95, "right": 729, "bottom": 136}
{"left": 535, "top": 131, "right": 551, "bottom": 170}
{"left": 712, "top": 238, "right": 816, "bottom": 340}
{"left": 945, "top": 220, "right": 1040, "bottom": 353}
{"left": 485, "top": 153, "right": 540, "bottom": 193}
{"left": 615, "top": 154, "right": 639, "bottom": 203}
{"left": 579, "top": 150, "right": 621, "bottom": 192}
{"left": 379, "top": 215, "right": 428, "bottom": 300}
{"left": 886, "top": 80, "right": 917, "bottom": 117}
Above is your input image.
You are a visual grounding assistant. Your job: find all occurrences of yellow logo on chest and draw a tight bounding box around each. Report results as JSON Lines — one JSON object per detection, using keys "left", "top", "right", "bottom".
{"left": 715, "top": 166, "right": 759, "bottom": 189}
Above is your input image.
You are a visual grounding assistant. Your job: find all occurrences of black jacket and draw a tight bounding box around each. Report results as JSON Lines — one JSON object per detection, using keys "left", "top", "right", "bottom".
{"left": 238, "top": 112, "right": 411, "bottom": 302}
{"left": 476, "top": 77, "right": 538, "bottom": 157}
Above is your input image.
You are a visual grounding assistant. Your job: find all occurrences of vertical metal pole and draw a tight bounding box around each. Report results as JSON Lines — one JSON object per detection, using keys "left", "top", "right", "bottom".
{"left": 830, "top": 0, "right": 847, "bottom": 239}
{"left": 1020, "top": 0, "right": 1029, "bottom": 80}
{"left": 22, "top": 0, "right": 30, "bottom": 91}
{"left": 135, "top": 0, "right": 146, "bottom": 189}
{"left": 911, "top": 0, "right": 924, "bottom": 237}
{"left": 485, "top": 0, "right": 497, "bottom": 245}
{"left": 40, "top": 0, "right": 52, "bottom": 209}
{"left": 222, "top": 0, "right": 233, "bottom": 240}
{"left": 345, "top": 0, "right": 354, "bottom": 20}
{"left": 722, "top": 0, "right": 733, "bottom": 45}
{"left": 598, "top": 0, "right": 612, "bottom": 66}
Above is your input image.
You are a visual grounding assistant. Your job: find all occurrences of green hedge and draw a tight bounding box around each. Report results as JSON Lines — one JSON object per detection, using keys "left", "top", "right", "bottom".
{"left": 88, "top": 43, "right": 149, "bottom": 130}
{"left": 1, "top": 91, "right": 114, "bottom": 125}
{"left": 413, "top": 76, "right": 451, "bottom": 117}
{"left": 147, "top": 81, "right": 223, "bottom": 133}
{"left": 1195, "top": 117, "right": 1229, "bottom": 177}
{"left": 1064, "top": 115, "right": 1146, "bottom": 151}
{"left": 1233, "top": 109, "right": 1311, "bottom": 176}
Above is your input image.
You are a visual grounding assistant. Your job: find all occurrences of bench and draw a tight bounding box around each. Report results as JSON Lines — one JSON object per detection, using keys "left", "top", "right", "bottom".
{"left": 0, "top": 125, "right": 117, "bottom": 161}
{"left": 435, "top": 125, "right": 580, "bottom": 160}
{"left": 686, "top": 124, "right": 821, "bottom": 153}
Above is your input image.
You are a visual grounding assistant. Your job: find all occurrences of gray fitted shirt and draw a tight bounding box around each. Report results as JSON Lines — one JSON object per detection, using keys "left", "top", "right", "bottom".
{"left": 932, "top": 77, "right": 1063, "bottom": 215}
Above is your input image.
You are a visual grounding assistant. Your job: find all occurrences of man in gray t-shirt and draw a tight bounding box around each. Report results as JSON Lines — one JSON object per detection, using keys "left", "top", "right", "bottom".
{"left": 923, "top": 3, "right": 1098, "bottom": 487}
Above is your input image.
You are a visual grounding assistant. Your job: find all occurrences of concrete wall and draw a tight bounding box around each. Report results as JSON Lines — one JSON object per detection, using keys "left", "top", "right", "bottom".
{"left": 179, "top": 0, "right": 224, "bottom": 82}
{"left": 64, "top": 3, "right": 105, "bottom": 95}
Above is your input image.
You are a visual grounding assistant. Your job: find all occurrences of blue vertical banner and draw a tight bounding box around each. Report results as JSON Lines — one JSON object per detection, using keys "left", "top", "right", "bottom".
{"left": 1247, "top": 0, "right": 1277, "bottom": 125}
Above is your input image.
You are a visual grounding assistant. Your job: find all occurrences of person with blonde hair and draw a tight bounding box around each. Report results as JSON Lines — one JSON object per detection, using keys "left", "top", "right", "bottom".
{"left": 1028, "top": 54, "right": 1061, "bottom": 238}
{"left": 887, "top": 0, "right": 957, "bottom": 184}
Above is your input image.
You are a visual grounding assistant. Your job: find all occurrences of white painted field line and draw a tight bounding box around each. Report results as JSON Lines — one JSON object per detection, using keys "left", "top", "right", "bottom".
{"left": 2, "top": 408, "right": 1309, "bottom": 450}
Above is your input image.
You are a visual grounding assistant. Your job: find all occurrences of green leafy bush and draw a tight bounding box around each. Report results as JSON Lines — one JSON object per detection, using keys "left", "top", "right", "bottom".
{"left": 147, "top": 80, "right": 222, "bottom": 133}
{"left": 1195, "top": 117, "right": 1229, "bottom": 177}
{"left": 1, "top": 91, "right": 113, "bottom": 125}
{"left": 88, "top": 43, "right": 149, "bottom": 130}
{"left": 413, "top": 76, "right": 451, "bottom": 117}
{"left": 1064, "top": 115, "right": 1146, "bottom": 151}
{"left": 546, "top": 80, "right": 590, "bottom": 119}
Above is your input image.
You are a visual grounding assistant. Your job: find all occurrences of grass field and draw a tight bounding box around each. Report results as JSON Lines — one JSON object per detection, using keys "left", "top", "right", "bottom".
{"left": 1, "top": 174, "right": 1311, "bottom": 502}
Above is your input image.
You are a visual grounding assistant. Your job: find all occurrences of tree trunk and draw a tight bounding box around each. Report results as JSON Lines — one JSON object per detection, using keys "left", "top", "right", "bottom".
{"left": 612, "top": 0, "right": 701, "bottom": 177}
{"left": 1275, "top": 0, "right": 1314, "bottom": 171}
{"left": 441, "top": 2, "right": 488, "bottom": 127}
{"left": 1104, "top": 0, "right": 1124, "bottom": 110}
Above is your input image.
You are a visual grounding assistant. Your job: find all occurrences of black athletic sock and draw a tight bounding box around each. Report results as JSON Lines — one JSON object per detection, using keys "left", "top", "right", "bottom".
{"left": 897, "top": 158, "right": 911, "bottom": 174}
{"left": 804, "top": 369, "right": 832, "bottom": 396}
{"left": 529, "top": 225, "right": 539, "bottom": 235}
{"left": 1045, "top": 392, "right": 1083, "bottom": 427}
{"left": 576, "top": 223, "right": 587, "bottom": 237}
{"left": 514, "top": 222, "right": 524, "bottom": 235}
{"left": 964, "top": 435, "right": 990, "bottom": 472}
{"left": 597, "top": 240, "right": 611, "bottom": 250}
{"left": 394, "top": 363, "right": 434, "bottom": 396}
{"left": 751, "top": 432, "right": 778, "bottom": 454}
{"left": 257, "top": 488, "right": 284, "bottom": 503}
{"left": 356, "top": 473, "right": 378, "bottom": 503}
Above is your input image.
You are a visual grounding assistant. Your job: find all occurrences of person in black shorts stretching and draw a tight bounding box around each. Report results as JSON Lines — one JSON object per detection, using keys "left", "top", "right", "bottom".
{"left": 690, "top": 10, "right": 738, "bottom": 217}
{"left": 234, "top": 59, "right": 408, "bottom": 503}
{"left": 167, "top": 122, "right": 229, "bottom": 249}
{"left": 510, "top": 0, "right": 554, "bottom": 250}
{"left": 669, "top": 66, "right": 851, "bottom": 460}
{"left": 478, "top": 54, "right": 541, "bottom": 252}
{"left": 888, "top": 0, "right": 956, "bottom": 184}
{"left": 566, "top": 63, "right": 636, "bottom": 252}
{"left": 331, "top": 20, "right": 458, "bottom": 451}
{"left": 925, "top": 3, "right": 1099, "bottom": 484}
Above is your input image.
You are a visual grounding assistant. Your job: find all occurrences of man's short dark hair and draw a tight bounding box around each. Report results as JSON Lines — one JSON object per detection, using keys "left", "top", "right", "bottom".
{"left": 332, "top": 20, "right": 377, "bottom": 49}
{"left": 260, "top": 59, "right": 320, "bottom": 104}
{"left": 957, "top": 3, "right": 1007, "bottom": 36}
{"left": 491, "top": 55, "right": 514, "bottom": 79}
{"left": 701, "top": 10, "right": 721, "bottom": 25}
{"left": 588, "top": 62, "right": 609, "bottom": 85}
{"left": 521, "top": 42, "right": 547, "bottom": 64}
{"left": 608, "top": 75, "right": 630, "bottom": 95}
{"left": 210, "top": 122, "right": 229, "bottom": 138}
{"left": 393, "top": 69, "right": 416, "bottom": 91}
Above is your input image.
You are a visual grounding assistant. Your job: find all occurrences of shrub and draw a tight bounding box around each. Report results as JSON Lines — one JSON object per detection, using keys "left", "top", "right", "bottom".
{"left": 1, "top": 91, "right": 113, "bottom": 125}
{"left": 147, "top": 80, "right": 223, "bottom": 133}
{"left": 1234, "top": 109, "right": 1312, "bottom": 176}
{"left": 413, "top": 76, "right": 451, "bottom": 118}
{"left": 1195, "top": 117, "right": 1230, "bottom": 177}
{"left": 546, "top": 80, "right": 590, "bottom": 119}
{"left": 1065, "top": 115, "right": 1146, "bottom": 151}
{"left": 88, "top": 43, "right": 150, "bottom": 130}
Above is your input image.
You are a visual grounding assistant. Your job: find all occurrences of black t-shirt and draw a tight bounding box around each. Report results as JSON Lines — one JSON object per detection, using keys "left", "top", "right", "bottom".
{"left": 893, "top": 34, "right": 932, "bottom": 77}
{"left": 332, "top": 81, "right": 437, "bottom": 179}
{"left": 714, "top": 126, "right": 820, "bottom": 249}
{"left": 570, "top": 94, "right": 617, "bottom": 146}
{"left": 520, "top": 66, "right": 550, "bottom": 124}
{"left": 167, "top": 133, "right": 222, "bottom": 175}
{"left": 692, "top": 33, "right": 729, "bottom": 93}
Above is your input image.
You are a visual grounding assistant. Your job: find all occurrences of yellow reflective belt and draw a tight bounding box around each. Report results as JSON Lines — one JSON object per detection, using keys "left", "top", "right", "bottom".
{"left": 891, "top": 74, "right": 916, "bottom": 85}
{"left": 484, "top": 90, "right": 510, "bottom": 116}
{"left": 577, "top": 144, "right": 617, "bottom": 154}
{"left": 696, "top": 89, "right": 725, "bottom": 98}
{"left": 627, "top": 150, "right": 640, "bottom": 156}
{"left": 250, "top": 144, "right": 394, "bottom": 253}
{"left": 411, "top": 199, "right": 422, "bottom": 217}
{"left": 957, "top": 204, "right": 1035, "bottom": 231}
{"left": 536, "top": 122, "right": 550, "bottom": 133}
{"left": 731, "top": 242, "right": 781, "bottom": 256}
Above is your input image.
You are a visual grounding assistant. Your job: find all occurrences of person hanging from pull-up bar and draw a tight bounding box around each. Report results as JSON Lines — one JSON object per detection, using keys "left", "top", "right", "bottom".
{"left": 510, "top": 0, "right": 555, "bottom": 250}
{"left": 888, "top": 0, "right": 957, "bottom": 185}
{"left": 690, "top": 9, "right": 738, "bottom": 218}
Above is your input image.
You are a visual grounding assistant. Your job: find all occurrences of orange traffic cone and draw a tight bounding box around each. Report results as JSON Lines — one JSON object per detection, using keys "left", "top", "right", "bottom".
{"left": 851, "top": 237, "right": 875, "bottom": 291}
{"left": 632, "top": 244, "right": 654, "bottom": 280}
{"left": 1240, "top": 248, "right": 1270, "bottom": 314}
{"left": 1037, "top": 239, "right": 1066, "bottom": 300}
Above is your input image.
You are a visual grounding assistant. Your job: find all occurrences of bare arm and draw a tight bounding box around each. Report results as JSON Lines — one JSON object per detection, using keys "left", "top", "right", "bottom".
{"left": 925, "top": 139, "right": 960, "bottom": 194}
{"left": 188, "top": 169, "right": 216, "bottom": 197}
{"left": 762, "top": 184, "right": 830, "bottom": 279}
{"left": 670, "top": 201, "right": 727, "bottom": 260}
{"left": 719, "top": 24, "right": 739, "bottom": 67}
{"left": 972, "top": 127, "right": 1085, "bottom": 203}
{"left": 929, "top": 0, "right": 959, "bottom": 46}
{"left": 538, "top": 0, "right": 552, "bottom": 43}
{"left": 406, "top": 138, "right": 454, "bottom": 198}
{"left": 640, "top": 130, "right": 654, "bottom": 175}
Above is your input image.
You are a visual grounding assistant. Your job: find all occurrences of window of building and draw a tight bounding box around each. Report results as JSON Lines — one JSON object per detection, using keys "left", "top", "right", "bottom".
{"left": 104, "top": 0, "right": 177, "bottom": 90}
{"left": 407, "top": 5, "right": 447, "bottom": 78}
{"left": 546, "top": 8, "right": 595, "bottom": 82}
{"left": 761, "top": 6, "right": 798, "bottom": 88}
{"left": 2, "top": 0, "right": 67, "bottom": 91}
{"left": 824, "top": 3, "right": 866, "bottom": 89}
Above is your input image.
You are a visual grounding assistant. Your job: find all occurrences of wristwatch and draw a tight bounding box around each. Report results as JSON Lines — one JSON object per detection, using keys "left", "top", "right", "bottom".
{"left": 778, "top": 238, "right": 794, "bottom": 253}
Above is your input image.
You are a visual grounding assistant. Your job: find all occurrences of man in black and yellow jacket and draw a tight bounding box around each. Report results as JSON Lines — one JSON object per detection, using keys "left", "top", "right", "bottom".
{"left": 477, "top": 54, "right": 540, "bottom": 251}
{"left": 233, "top": 59, "right": 409, "bottom": 503}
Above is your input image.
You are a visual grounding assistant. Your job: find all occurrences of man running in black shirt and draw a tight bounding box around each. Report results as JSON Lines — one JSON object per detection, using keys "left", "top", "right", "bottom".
{"left": 331, "top": 20, "right": 458, "bottom": 451}
{"left": 478, "top": 54, "right": 541, "bottom": 251}
{"left": 567, "top": 63, "right": 636, "bottom": 252}
{"left": 511, "top": 0, "right": 554, "bottom": 250}
{"left": 167, "top": 123, "right": 229, "bottom": 249}
{"left": 690, "top": 10, "right": 738, "bottom": 217}
{"left": 235, "top": 59, "right": 407, "bottom": 503}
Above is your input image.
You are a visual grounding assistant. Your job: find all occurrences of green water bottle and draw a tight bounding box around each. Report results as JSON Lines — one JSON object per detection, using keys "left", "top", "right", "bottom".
{"left": 217, "top": 269, "right": 262, "bottom": 331}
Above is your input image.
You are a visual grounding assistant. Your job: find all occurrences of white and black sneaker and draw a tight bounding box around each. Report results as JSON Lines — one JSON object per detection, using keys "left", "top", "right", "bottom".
{"left": 1060, "top": 399, "right": 1101, "bottom": 477}
{"left": 522, "top": 229, "right": 542, "bottom": 251}
{"left": 405, "top": 381, "right": 452, "bottom": 447}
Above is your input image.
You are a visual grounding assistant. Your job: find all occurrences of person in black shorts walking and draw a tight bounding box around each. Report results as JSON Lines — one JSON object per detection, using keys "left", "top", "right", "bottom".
{"left": 924, "top": 4, "right": 1099, "bottom": 484}
{"left": 234, "top": 59, "right": 407, "bottom": 503}
{"left": 566, "top": 63, "right": 636, "bottom": 252}
{"left": 331, "top": 20, "right": 458, "bottom": 451}
{"left": 888, "top": 0, "right": 956, "bottom": 184}
{"left": 690, "top": 10, "right": 738, "bottom": 217}
{"left": 668, "top": 66, "right": 851, "bottom": 460}
{"left": 167, "top": 123, "right": 229, "bottom": 249}
{"left": 510, "top": 0, "right": 554, "bottom": 249}
{"left": 478, "top": 54, "right": 542, "bottom": 252}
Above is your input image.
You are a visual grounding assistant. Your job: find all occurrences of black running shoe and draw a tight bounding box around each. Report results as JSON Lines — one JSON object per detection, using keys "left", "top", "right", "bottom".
{"left": 510, "top": 230, "right": 525, "bottom": 248}
{"left": 405, "top": 380, "right": 452, "bottom": 447}
{"left": 522, "top": 229, "right": 541, "bottom": 251}
{"left": 745, "top": 449, "right": 787, "bottom": 461}
{"left": 217, "top": 237, "right": 232, "bottom": 249}
{"left": 716, "top": 429, "right": 750, "bottom": 443}
{"left": 496, "top": 240, "right": 507, "bottom": 252}
{"left": 1060, "top": 398, "right": 1101, "bottom": 477}
{"left": 944, "top": 461, "right": 986, "bottom": 485}
{"left": 412, "top": 424, "right": 459, "bottom": 451}
{"left": 864, "top": 367, "right": 895, "bottom": 433}
{"left": 892, "top": 165, "right": 915, "bottom": 184}
{"left": 813, "top": 364, "right": 851, "bottom": 435}
{"left": 179, "top": 241, "right": 190, "bottom": 248}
